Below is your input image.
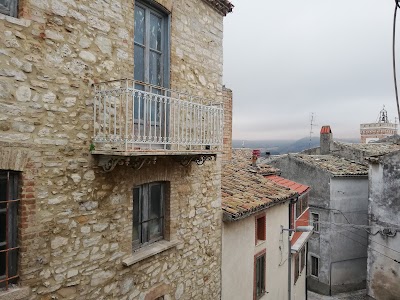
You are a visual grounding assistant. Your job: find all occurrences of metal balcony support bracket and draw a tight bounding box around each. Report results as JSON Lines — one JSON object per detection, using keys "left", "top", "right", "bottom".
{"left": 97, "top": 153, "right": 216, "bottom": 172}
{"left": 174, "top": 154, "right": 216, "bottom": 167}
{"left": 97, "top": 156, "right": 157, "bottom": 172}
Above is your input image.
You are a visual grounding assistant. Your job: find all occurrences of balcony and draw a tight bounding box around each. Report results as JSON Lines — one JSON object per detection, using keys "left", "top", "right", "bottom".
{"left": 91, "top": 79, "right": 224, "bottom": 171}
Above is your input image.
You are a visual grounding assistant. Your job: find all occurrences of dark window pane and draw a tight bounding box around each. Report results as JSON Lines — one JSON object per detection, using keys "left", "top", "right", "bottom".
{"left": 149, "top": 51, "right": 162, "bottom": 86}
{"left": 150, "top": 13, "right": 162, "bottom": 51}
{"left": 8, "top": 248, "right": 18, "bottom": 277}
{"left": 133, "top": 188, "right": 140, "bottom": 242}
{"left": 0, "top": 175, "right": 7, "bottom": 210}
{"left": 134, "top": 6, "right": 145, "bottom": 44}
{"left": 10, "top": 173, "right": 18, "bottom": 200}
{"left": 0, "top": 248, "right": 5, "bottom": 276}
{"left": 0, "top": 213, "right": 6, "bottom": 243}
{"left": 148, "top": 219, "right": 162, "bottom": 240}
{"left": 134, "top": 45, "right": 145, "bottom": 82}
{"left": 149, "top": 184, "right": 162, "bottom": 219}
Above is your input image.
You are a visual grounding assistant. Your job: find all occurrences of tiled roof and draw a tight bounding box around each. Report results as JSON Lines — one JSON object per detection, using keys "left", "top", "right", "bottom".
{"left": 292, "top": 154, "right": 368, "bottom": 176}
{"left": 231, "top": 148, "right": 280, "bottom": 175}
{"left": 266, "top": 175, "right": 310, "bottom": 195}
{"left": 334, "top": 141, "right": 400, "bottom": 157}
{"left": 222, "top": 161, "right": 297, "bottom": 221}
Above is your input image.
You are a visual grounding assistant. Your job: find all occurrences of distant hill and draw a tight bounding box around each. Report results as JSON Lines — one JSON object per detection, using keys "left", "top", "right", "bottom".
{"left": 232, "top": 137, "right": 360, "bottom": 155}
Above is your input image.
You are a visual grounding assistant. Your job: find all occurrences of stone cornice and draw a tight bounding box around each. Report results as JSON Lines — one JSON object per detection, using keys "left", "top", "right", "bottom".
{"left": 202, "top": 0, "right": 234, "bottom": 16}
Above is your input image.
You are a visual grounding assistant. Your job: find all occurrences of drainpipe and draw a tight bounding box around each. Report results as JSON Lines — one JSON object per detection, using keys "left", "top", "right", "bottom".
{"left": 306, "top": 242, "right": 308, "bottom": 300}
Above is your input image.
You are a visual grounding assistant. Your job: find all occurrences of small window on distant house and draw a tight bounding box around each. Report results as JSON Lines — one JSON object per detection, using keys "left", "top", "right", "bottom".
{"left": 255, "top": 215, "right": 266, "bottom": 244}
{"left": 289, "top": 202, "right": 294, "bottom": 232}
{"left": 0, "top": 171, "right": 19, "bottom": 289}
{"left": 300, "top": 247, "right": 305, "bottom": 272}
{"left": 311, "top": 255, "right": 319, "bottom": 277}
{"left": 0, "top": 0, "right": 18, "bottom": 18}
{"left": 312, "top": 213, "right": 319, "bottom": 233}
{"left": 254, "top": 251, "right": 266, "bottom": 299}
{"left": 296, "top": 199, "right": 302, "bottom": 219}
{"left": 294, "top": 253, "right": 300, "bottom": 283}
{"left": 132, "top": 182, "right": 165, "bottom": 250}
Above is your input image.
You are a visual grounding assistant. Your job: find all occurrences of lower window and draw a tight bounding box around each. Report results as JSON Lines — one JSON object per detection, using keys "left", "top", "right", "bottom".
{"left": 0, "top": 171, "right": 19, "bottom": 289}
{"left": 132, "top": 182, "right": 165, "bottom": 250}
{"left": 311, "top": 255, "right": 319, "bottom": 277}
{"left": 300, "top": 247, "right": 305, "bottom": 272}
{"left": 294, "top": 253, "right": 299, "bottom": 283}
{"left": 255, "top": 251, "right": 266, "bottom": 299}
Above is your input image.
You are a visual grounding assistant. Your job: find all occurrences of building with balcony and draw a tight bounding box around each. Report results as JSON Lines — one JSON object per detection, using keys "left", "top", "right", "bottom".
{"left": 0, "top": 0, "right": 233, "bottom": 299}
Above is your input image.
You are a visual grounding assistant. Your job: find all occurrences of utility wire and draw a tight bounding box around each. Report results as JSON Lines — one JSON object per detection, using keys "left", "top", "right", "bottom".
{"left": 338, "top": 225, "right": 400, "bottom": 255}
{"left": 337, "top": 231, "right": 400, "bottom": 264}
{"left": 393, "top": 0, "right": 400, "bottom": 121}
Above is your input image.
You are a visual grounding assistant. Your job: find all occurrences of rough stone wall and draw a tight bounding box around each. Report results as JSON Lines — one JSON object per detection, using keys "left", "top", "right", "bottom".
{"left": 222, "top": 87, "right": 232, "bottom": 161}
{"left": 367, "top": 153, "right": 400, "bottom": 300}
{"left": 0, "top": 0, "right": 225, "bottom": 299}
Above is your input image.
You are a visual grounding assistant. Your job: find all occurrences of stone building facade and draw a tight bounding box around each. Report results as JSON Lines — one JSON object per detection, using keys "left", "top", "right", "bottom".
{"left": 0, "top": 0, "right": 233, "bottom": 299}
{"left": 366, "top": 149, "right": 400, "bottom": 300}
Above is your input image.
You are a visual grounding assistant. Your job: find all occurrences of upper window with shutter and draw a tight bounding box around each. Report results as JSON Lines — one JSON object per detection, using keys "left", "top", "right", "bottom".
{"left": 0, "top": 0, "right": 18, "bottom": 18}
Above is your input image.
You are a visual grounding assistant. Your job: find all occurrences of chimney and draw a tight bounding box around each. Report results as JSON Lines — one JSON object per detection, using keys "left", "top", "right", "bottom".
{"left": 222, "top": 86, "right": 233, "bottom": 161}
{"left": 320, "top": 125, "right": 332, "bottom": 155}
{"left": 252, "top": 149, "right": 260, "bottom": 166}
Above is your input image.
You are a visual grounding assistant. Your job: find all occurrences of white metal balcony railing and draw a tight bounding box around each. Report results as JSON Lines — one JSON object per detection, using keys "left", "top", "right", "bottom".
{"left": 93, "top": 79, "right": 224, "bottom": 153}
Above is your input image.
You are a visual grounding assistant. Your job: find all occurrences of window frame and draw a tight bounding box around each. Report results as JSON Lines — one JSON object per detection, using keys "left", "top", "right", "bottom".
{"left": 300, "top": 247, "right": 305, "bottom": 273}
{"left": 0, "top": 0, "right": 18, "bottom": 18}
{"left": 311, "top": 255, "right": 319, "bottom": 278}
{"left": 294, "top": 253, "right": 300, "bottom": 284}
{"left": 255, "top": 214, "right": 266, "bottom": 244}
{"left": 134, "top": 0, "right": 170, "bottom": 89}
{"left": 0, "top": 170, "right": 19, "bottom": 289}
{"left": 254, "top": 250, "right": 266, "bottom": 300}
{"left": 132, "top": 182, "right": 165, "bottom": 251}
{"left": 311, "top": 212, "right": 319, "bottom": 233}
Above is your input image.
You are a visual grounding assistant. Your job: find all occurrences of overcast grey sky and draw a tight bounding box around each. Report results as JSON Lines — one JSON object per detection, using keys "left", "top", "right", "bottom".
{"left": 223, "top": 0, "right": 399, "bottom": 140}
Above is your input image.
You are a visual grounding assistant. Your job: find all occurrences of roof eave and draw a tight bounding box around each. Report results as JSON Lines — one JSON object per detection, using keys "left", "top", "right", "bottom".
{"left": 201, "top": 0, "right": 234, "bottom": 16}
{"left": 222, "top": 195, "right": 297, "bottom": 222}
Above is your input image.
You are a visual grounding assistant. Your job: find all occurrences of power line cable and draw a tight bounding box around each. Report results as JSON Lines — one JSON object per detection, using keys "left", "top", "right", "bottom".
{"left": 338, "top": 225, "right": 400, "bottom": 255}
{"left": 337, "top": 231, "right": 400, "bottom": 264}
{"left": 393, "top": 0, "right": 400, "bottom": 121}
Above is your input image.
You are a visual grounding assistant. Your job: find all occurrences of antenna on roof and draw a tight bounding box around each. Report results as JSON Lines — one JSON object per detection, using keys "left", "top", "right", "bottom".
{"left": 309, "top": 112, "right": 316, "bottom": 149}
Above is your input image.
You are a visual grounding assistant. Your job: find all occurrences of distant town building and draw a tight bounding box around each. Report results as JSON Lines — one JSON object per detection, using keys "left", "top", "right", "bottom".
{"left": 360, "top": 107, "right": 398, "bottom": 143}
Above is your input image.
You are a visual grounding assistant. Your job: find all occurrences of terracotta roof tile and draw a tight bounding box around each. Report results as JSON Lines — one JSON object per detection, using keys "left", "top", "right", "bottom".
{"left": 266, "top": 175, "right": 310, "bottom": 195}
{"left": 222, "top": 160, "right": 297, "bottom": 221}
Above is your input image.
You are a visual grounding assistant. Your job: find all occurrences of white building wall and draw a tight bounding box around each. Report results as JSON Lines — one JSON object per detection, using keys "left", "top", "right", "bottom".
{"left": 222, "top": 202, "right": 305, "bottom": 300}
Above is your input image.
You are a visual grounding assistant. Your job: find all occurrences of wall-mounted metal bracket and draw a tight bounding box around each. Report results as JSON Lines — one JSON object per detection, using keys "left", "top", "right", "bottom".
{"left": 97, "top": 156, "right": 157, "bottom": 172}
{"left": 173, "top": 154, "right": 216, "bottom": 166}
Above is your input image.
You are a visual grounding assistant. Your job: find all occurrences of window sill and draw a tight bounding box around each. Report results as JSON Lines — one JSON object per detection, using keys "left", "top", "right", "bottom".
{"left": 122, "top": 240, "right": 180, "bottom": 267}
{"left": 0, "top": 14, "right": 31, "bottom": 27}
{"left": 0, "top": 286, "right": 31, "bottom": 300}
